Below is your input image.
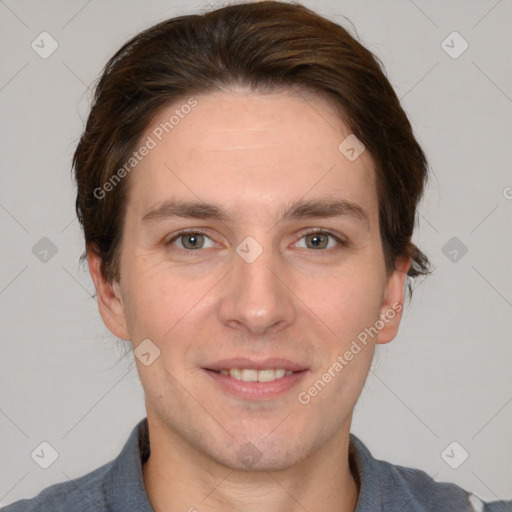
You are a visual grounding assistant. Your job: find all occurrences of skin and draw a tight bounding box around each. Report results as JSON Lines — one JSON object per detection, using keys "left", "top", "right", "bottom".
{"left": 89, "top": 87, "right": 410, "bottom": 512}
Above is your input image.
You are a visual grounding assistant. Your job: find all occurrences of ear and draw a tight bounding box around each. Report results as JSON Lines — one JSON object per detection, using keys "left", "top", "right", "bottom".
{"left": 376, "top": 255, "right": 411, "bottom": 345}
{"left": 87, "top": 247, "right": 131, "bottom": 341}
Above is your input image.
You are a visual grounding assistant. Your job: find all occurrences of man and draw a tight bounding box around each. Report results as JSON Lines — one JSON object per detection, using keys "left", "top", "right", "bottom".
{"left": 4, "top": 1, "right": 510, "bottom": 511}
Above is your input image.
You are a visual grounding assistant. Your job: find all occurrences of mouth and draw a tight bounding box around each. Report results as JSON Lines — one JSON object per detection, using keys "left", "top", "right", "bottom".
{"left": 202, "top": 358, "right": 309, "bottom": 400}
{"left": 207, "top": 367, "right": 295, "bottom": 382}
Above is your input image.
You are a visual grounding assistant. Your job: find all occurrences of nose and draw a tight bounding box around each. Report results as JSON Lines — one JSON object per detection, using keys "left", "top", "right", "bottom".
{"left": 217, "top": 236, "right": 296, "bottom": 337}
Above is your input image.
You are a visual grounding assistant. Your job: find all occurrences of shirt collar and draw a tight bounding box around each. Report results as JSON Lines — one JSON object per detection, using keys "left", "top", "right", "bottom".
{"left": 105, "top": 417, "right": 154, "bottom": 512}
{"left": 349, "top": 433, "right": 383, "bottom": 511}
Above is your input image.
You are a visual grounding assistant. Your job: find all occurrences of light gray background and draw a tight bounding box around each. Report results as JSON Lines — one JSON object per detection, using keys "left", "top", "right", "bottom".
{"left": 1, "top": 0, "right": 511, "bottom": 507}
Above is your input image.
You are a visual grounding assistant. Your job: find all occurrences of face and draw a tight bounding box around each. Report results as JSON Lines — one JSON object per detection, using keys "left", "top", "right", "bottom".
{"left": 90, "top": 88, "right": 409, "bottom": 471}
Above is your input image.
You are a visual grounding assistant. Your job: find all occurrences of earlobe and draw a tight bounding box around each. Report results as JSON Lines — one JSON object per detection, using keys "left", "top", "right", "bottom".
{"left": 87, "top": 248, "right": 131, "bottom": 341}
{"left": 376, "top": 256, "right": 411, "bottom": 345}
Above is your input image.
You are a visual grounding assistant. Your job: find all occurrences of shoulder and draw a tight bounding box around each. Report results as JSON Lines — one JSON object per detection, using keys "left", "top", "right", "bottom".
{"left": 349, "top": 434, "right": 512, "bottom": 512}
{"left": 380, "top": 459, "right": 509, "bottom": 511}
{"left": 2, "top": 418, "right": 151, "bottom": 512}
{"left": 1, "top": 460, "right": 113, "bottom": 512}
{"left": 2, "top": 418, "right": 150, "bottom": 512}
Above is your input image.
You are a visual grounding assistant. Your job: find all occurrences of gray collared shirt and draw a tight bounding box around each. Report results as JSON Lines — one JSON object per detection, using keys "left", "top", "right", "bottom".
{"left": 2, "top": 417, "right": 510, "bottom": 511}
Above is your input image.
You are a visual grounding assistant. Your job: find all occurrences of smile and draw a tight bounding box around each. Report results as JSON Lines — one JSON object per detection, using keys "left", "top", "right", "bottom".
{"left": 203, "top": 367, "right": 308, "bottom": 400}
{"left": 212, "top": 368, "right": 294, "bottom": 382}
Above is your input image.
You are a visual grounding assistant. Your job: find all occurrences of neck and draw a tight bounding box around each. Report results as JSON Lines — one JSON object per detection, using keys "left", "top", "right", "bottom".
{"left": 142, "top": 413, "right": 359, "bottom": 512}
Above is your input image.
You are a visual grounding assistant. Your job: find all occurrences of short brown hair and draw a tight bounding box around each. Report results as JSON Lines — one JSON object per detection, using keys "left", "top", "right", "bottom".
{"left": 73, "top": 0, "right": 431, "bottom": 297}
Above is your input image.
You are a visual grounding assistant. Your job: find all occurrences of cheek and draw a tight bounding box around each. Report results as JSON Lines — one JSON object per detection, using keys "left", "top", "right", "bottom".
{"left": 305, "top": 264, "right": 384, "bottom": 345}
{"left": 120, "top": 264, "right": 169, "bottom": 340}
{"left": 124, "top": 263, "right": 211, "bottom": 348}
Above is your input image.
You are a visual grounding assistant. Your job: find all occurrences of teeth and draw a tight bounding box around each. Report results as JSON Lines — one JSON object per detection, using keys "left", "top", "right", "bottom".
{"left": 219, "top": 368, "right": 293, "bottom": 382}
{"left": 240, "top": 369, "right": 258, "bottom": 382}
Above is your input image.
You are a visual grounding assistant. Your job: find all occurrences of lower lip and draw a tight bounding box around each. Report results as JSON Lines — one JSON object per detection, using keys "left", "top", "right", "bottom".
{"left": 203, "top": 369, "right": 308, "bottom": 400}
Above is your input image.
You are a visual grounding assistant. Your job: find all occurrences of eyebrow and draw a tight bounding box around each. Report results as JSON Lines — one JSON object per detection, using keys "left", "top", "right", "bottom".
{"left": 142, "top": 197, "right": 369, "bottom": 228}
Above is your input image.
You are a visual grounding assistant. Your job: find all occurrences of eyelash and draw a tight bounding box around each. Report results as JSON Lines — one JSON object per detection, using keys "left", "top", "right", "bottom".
{"left": 166, "top": 228, "right": 348, "bottom": 255}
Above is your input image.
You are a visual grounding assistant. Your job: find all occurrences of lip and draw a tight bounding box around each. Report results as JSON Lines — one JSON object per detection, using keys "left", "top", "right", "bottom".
{"left": 202, "top": 366, "right": 309, "bottom": 400}
{"left": 204, "top": 357, "right": 309, "bottom": 372}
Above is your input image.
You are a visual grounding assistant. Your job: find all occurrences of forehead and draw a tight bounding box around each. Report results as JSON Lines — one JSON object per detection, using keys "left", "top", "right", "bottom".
{"left": 125, "top": 89, "right": 378, "bottom": 225}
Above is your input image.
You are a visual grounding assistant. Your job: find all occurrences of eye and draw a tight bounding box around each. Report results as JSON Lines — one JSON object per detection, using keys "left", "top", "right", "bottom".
{"left": 168, "top": 230, "right": 216, "bottom": 251}
{"left": 166, "top": 228, "right": 347, "bottom": 254}
{"left": 295, "top": 230, "right": 347, "bottom": 251}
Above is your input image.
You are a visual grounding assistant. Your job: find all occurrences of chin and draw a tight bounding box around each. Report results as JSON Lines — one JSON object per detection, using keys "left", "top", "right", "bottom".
{"left": 210, "top": 434, "right": 311, "bottom": 473}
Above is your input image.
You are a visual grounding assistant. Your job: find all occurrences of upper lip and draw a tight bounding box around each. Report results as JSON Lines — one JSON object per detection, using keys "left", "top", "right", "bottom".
{"left": 204, "top": 358, "right": 309, "bottom": 372}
